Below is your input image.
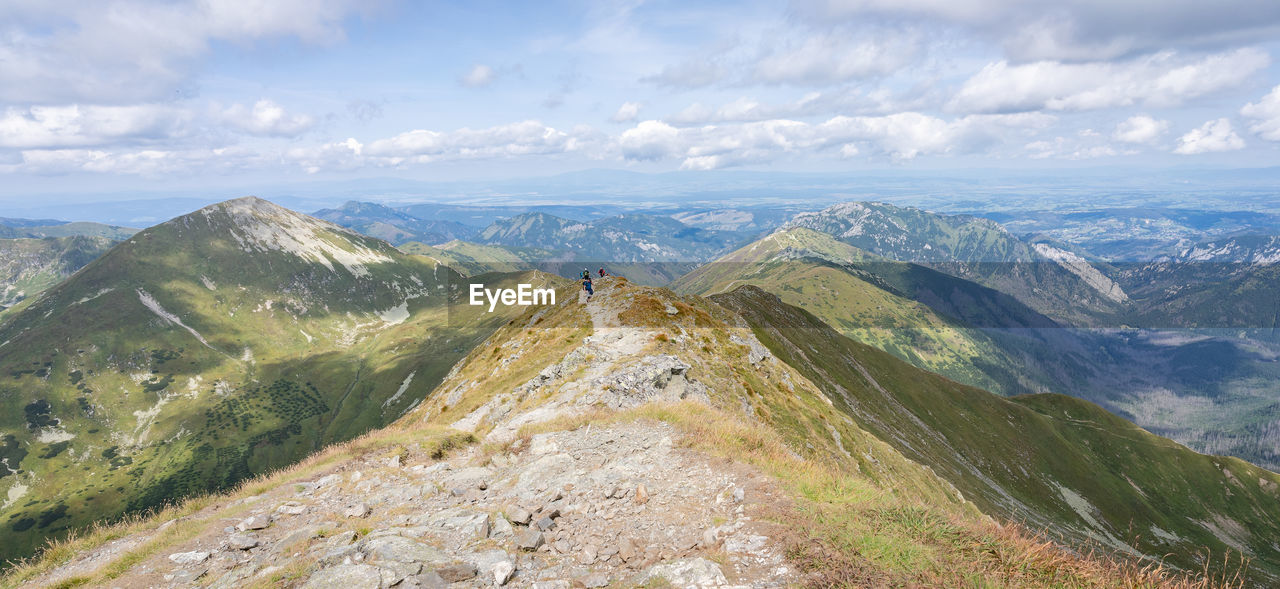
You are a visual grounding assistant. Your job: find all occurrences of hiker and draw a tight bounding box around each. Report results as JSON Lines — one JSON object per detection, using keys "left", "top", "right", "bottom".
{"left": 583, "top": 273, "right": 594, "bottom": 299}
{"left": 598, "top": 267, "right": 608, "bottom": 278}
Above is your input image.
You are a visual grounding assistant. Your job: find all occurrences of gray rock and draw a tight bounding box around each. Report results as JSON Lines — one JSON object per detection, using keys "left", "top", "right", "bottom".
{"left": 489, "top": 514, "right": 515, "bottom": 538}
{"left": 618, "top": 537, "right": 640, "bottom": 562}
{"left": 639, "top": 557, "right": 728, "bottom": 587}
{"left": 314, "top": 473, "right": 343, "bottom": 489}
{"left": 732, "top": 486, "right": 745, "bottom": 502}
{"left": 277, "top": 502, "right": 308, "bottom": 516}
{"left": 344, "top": 503, "right": 371, "bottom": 518}
{"left": 491, "top": 560, "right": 516, "bottom": 586}
{"left": 227, "top": 532, "right": 259, "bottom": 550}
{"left": 207, "top": 566, "right": 254, "bottom": 589}
{"left": 404, "top": 571, "right": 449, "bottom": 589}
{"left": 168, "top": 550, "right": 211, "bottom": 565}
{"left": 576, "top": 572, "right": 609, "bottom": 588}
{"left": 508, "top": 507, "right": 532, "bottom": 525}
{"left": 164, "top": 567, "right": 207, "bottom": 584}
{"left": 535, "top": 516, "right": 556, "bottom": 531}
{"left": 466, "top": 513, "right": 491, "bottom": 539}
{"left": 435, "top": 562, "right": 478, "bottom": 582}
{"left": 313, "top": 543, "right": 361, "bottom": 567}
{"left": 531, "top": 582, "right": 571, "bottom": 589}
{"left": 302, "top": 564, "right": 383, "bottom": 589}
{"left": 361, "top": 535, "right": 450, "bottom": 565}
{"left": 515, "top": 529, "right": 544, "bottom": 551}
{"left": 236, "top": 514, "right": 272, "bottom": 531}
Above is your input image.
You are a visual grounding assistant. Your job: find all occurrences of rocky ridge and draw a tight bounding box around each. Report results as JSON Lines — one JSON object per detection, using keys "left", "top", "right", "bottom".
{"left": 21, "top": 277, "right": 815, "bottom": 588}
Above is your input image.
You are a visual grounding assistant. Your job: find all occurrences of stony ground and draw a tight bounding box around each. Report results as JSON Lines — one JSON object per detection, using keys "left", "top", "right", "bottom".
{"left": 28, "top": 278, "right": 803, "bottom": 588}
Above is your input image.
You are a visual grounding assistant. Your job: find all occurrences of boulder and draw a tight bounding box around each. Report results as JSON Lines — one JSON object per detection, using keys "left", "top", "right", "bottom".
{"left": 435, "top": 563, "right": 478, "bottom": 582}
{"left": 168, "top": 550, "right": 210, "bottom": 565}
{"left": 236, "top": 514, "right": 272, "bottom": 531}
{"left": 301, "top": 564, "right": 383, "bottom": 589}
{"left": 515, "top": 529, "right": 544, "bottom": 551}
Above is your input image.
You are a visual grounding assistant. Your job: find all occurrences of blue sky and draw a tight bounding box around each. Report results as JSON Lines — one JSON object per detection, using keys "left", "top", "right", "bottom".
{"left": 2, "top": 0, "right": 1280, "bottom": 199}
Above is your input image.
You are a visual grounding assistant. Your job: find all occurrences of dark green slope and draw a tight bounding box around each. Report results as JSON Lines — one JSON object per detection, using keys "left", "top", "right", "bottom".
{"left": 713, "top": 286, "right": 1280, "bottom": 584}
{"left": 785, "top": 202, "right": 1126, "bottom": 325}
{"left": 673, "top": 228, "right": 1101, "bottom": 396}
{"left": 0, "top": 197, "right": 531, "bottom": 565}
{"left": 0, "top": 235, "right": 117, "bottom": 318}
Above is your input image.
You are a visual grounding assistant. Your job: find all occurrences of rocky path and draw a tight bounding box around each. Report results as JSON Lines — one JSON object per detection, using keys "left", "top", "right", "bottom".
{"left": 29, "top": 278, "right": 801, "bottom": 588}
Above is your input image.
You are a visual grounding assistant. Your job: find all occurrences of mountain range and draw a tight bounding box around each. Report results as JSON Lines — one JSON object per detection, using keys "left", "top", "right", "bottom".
{"left": 3, "top": 195, "right": 1280, "bottom": 587}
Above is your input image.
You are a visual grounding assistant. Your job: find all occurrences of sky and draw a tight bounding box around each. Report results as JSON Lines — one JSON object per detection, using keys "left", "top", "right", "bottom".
{"left": 2, "top": 0, "right": 1280, "bottom": 201}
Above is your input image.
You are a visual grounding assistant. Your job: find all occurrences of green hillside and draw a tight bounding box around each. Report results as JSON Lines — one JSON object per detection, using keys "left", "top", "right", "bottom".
{"left": 0, "top": 197, "right": 544, "bottom": 565}
{"left": 786, "top": 202, "right": 1126, "bottom": 325}
{"left": 713, "top": 285, "right": 1280, "bottom": 584}
{"left": 0, "top": 236, "right": 116, "bottom": 320}
{"left": 673, "top": 227, "right": 1076, "bottom": 395}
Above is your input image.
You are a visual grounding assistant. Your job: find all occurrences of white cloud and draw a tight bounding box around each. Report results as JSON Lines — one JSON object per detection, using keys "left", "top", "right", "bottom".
{"left": 16, "top": 145, "right": 257, "bottom": 175}
{"left": 1241, "top": 85, "right": 1280, "bottom": 141}
{"left": 618, "top": 120, "right": 682, "bottom": 160}
{"left": 287, "top": 138, "right": 364, "bottom": 174}
{"left": 751, "top": 32, "right": 917, "bottom": 85}
{"left": 950, "top": 48, "right": 1269, "bottom": 113}
{"left": 1174, "top": 118, "right": 1245, "bottom": 154}
{"left": 219, "top": 100, "right": 314, "bottom": 137}
{"left": 365, "top": 120, "right": 595, "bottom": 162}
{"left": 1112, "top": 115, "right": 1169, "bottom": 144}
{"left": 616, "top": 111, "right": 1053, "bottom": 169}
{"left": 0, "top": 0, "right": 368, "bottom": 103}
{"left": 666, "top": 89, "right": 933, "bottom": 127}
{"left": 611, "top": 102, "right": 642, "bottom": 123}
{"left": 460, "top": 64, "right": 496, "bottom": 88}
{"left": 0, "top": 104, "right": 192, "bottom": 149}
{"left": 796, "top": 0, "right": 1280, "bottom": 61}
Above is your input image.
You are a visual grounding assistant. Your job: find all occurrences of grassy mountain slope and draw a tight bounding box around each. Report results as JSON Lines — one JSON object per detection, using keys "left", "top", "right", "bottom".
{"left": 714, "top": 285, "right": 1280, "bottom": 584}
{"left": 678, "top": 228, "right": 1280, "bottom": 472}
{"left": 1111, "top": 235, "right": 1280, "bottom": 330}
{"left": 786, "top": 202, "right": 1126, "bottom": 325}
{"left": 672, "top": 227, "right": 1084, "bottom": 395}
{"left": 0, "top": 236, "right": 116, "bottom": 319}
{"left": 0, "top": 197, "right": 542, "bottom": 565}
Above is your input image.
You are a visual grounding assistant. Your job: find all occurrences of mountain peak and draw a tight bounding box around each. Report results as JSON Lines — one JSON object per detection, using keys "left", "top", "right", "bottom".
{"left": 187, "top": 196, "right": 395, "bottom": 276}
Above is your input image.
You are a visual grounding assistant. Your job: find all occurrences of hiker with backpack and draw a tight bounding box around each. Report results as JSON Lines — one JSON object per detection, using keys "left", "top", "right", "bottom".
{"left": 582, "top": 268, "right": 594, "bottom": 299}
